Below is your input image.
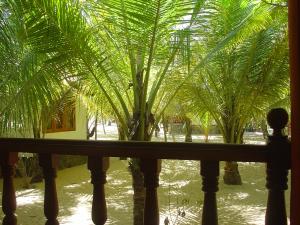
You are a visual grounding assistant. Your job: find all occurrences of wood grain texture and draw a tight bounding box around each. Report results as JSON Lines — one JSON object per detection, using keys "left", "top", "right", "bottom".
{"left": 288, "top": 0, "right": 300, "bottom": 224}
{"left": 141, "top": 159, "right": 161, "bottom": 225}
{"left": 201, "top": 161, "right": 219, "bottom": 225}
{"left": 88, "top": 156, "right": 109, "bottom": 225}
{"left": 0, "top": 138, "right": 269, "bottom": 162}
{"left": 39, "top": 154, "right": 59, "bottom": 225}
{"left": 0, "top": 152, "right": 18, "bottom": 225}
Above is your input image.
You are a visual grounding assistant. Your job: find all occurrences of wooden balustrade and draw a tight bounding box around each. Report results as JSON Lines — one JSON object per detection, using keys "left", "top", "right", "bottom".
{"left": 201, "top": 161, "right": 219, "bottom": 225}
{"left": 0, "top": 152, "right": 18, "bottom": 225}
{"left": 140, "top": 159, "right": 161, "bottom": 225}
{"left": 265, "top": 108, "right": 290, "bottom": 225}
{"left": 39, "top": 154, "right": 59, "bottom": 225}
{"left": 0, "top": 109, "right": 291, "bottom": 225}
{"left": 88, "top": 156, "right": 109, "bottom": 225}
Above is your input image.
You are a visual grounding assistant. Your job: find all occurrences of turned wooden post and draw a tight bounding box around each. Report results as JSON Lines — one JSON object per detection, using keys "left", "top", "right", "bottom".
{"left": 201, "top": 160, "right": 219, "bottom": 225}
{"left": 265, "top": 108, "right": 290, "bottom": 225}
{"left": 140, "top": 159, "right": 161, "bottom": 225}
{"left": 88, "top": 156, "right": 109, "bottom": 225}
{"left": 39, "top": 154, "right": 59, "bottom": 225}
{"left": 1, "top": 152, "right": 18, "bottom": 225}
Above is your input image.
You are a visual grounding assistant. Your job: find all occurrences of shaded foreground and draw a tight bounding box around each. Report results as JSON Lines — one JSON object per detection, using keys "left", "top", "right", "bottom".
{"left": 0, "top": 159, "right": 290, "bottom": 225}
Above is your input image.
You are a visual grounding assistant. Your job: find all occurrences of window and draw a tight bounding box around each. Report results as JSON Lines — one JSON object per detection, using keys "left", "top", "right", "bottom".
{"left": 46, "top": 102, "right": 76, "bottom": 133}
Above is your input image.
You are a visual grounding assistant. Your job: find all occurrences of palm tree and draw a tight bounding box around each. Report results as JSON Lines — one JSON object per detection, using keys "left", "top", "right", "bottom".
{"left": 0, "top": 0, "right": 67, "bottom": 136}
{"left": 182, "top": 1, "right": 289, "bottom": 184}
{"left": 0, "top": 0, "right": 80, "bottom": 186}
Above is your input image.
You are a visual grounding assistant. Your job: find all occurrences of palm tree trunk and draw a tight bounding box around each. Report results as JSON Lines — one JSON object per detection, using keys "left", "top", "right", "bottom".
{"left": 261, "top": 120, "right": 268, "bottom": 140}
{"left": 223, "top": 126, "right": 242, "bottom": 185}
{"left": 128, "top": 111, "right": 155, "bottom": 225}
{"left": 129, "top": 162, "right": 145, "bottom": 225}
{"left": 223, "top": 161, "right": 242, "bottom": 185}
{"left": 30, "top": 120, "right": 43, "bottom": 183}
{"left": 184, "top": 117, "right": 192, "bottom": 142}
{"left": 17, "top": 158, "right": 31, "bottom": 188}
{"left": 117, "top": 123, "right": 126, "bottom": 141}
{"left": 94, "top": 114, "right": 98, "bottom": 140}
{"left": 162, "top": 114, "right": 168, "bottom": 142}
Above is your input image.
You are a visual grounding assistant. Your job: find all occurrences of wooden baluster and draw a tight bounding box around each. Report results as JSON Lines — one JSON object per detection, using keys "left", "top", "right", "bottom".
{"left": 265, "top": 108, "right": 290, "bottom": 225}
{"left": 88, "top": 156, "right": 109, "bottom": 225}
{"left": 140, "top": 159, "right": 161, "bottom": 225}
{"left": 201, "top": 160, "right": 219, "bottom": 225}
{"left": 39, "top": 154, "right": 59, "bottom": 225}
{"left": 1, "top": 152, "right": 18, "bottom": 225}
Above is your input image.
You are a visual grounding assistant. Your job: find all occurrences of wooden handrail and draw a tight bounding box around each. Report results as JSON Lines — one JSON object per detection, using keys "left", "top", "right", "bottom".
{"left": 0, "top": 138, "right": 268, "bottom": 162}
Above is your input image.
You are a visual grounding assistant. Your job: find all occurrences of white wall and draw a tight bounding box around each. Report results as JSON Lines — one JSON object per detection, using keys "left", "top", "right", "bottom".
{"left": 44, "top": 100, "right": 87, "bottom": 140}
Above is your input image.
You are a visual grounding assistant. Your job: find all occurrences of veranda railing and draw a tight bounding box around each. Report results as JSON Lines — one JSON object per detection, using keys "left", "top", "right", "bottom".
{"left": 0, "top": 109, "right": 290, "bottom": 225}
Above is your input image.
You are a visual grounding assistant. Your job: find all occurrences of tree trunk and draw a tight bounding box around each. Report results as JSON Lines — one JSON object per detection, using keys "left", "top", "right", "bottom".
{"left": 154, "top": 124, "right": 160, "bottom": 138}
{"left": 29, "top": 155, "right": 43, "bottom": 184}
{"left": 222, "top": 126, "right": 243, "bottom": 185}
{"left": 162, "top": 115, "right": 168, "bottom": 142}
{"left": 129, "top": 160, "right": 145, "bottom": 225}
{"left": 117, "top": 123, "right": 126, "bottom": 141}
{"left": 30, "top": 122, "right": 43, "bottom": 183}
{"left": 184, "top": 117, "right": 192, "bottom": 142}
{"left": 261, "top": 120, "right": 268, "bottom": 140}
{"left": 223, "top": 161, "right": 242, "bottom": 185}
{"left": 127, "top": 110, "right": 156, "bottom": 225}
{"left": 94, "top": 115, "right": 98, "bottom": 140}
{"left": 17, "top": 158, "right": 31, "bottom": 188}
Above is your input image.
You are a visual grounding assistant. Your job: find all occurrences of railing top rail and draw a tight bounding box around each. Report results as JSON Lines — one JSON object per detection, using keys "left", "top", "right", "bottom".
{"left": 0, "top": 138, "right": 268, "bottom": 162}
